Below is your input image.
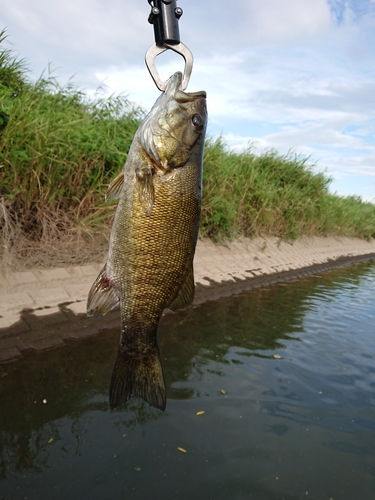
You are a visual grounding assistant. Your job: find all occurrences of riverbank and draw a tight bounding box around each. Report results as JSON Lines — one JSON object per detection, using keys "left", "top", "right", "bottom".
{"left": 1, "top": 235, "right": 375, "bottom": 363}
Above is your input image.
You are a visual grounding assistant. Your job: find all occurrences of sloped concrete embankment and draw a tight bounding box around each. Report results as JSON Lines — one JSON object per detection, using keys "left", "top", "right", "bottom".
{"left": 1, "top": 236, "right": 374, "bottom": 363}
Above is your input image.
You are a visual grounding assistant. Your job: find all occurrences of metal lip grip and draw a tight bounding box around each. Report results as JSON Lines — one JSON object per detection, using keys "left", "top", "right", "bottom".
{"left": 145, "top": 0, "right": 193, "bottom": 91}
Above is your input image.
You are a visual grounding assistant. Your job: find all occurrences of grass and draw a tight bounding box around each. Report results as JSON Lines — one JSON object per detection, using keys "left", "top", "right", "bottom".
{"left": 201, "top": 139, "right": 375, "bottom": 241}
{"left": 0, "top": 30, "right": 142, "bottom": 266}
{"left": 1, "top": 31, "right": 375, "bottom": 267}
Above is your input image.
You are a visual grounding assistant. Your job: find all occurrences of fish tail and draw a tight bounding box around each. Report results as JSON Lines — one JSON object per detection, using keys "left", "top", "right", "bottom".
{"left": 109, "top": 345, "right": 166, "bottom": 411}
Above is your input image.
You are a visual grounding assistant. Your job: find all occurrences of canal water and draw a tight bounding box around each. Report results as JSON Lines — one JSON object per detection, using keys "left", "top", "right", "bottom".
{"left": 1, "top": 260, "right": 374, "bottom": 500}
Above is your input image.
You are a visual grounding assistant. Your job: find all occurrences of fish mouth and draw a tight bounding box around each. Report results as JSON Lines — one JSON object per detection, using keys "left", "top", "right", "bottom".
{"left": 165, "top": 72, "right": 206, "bottom": 102}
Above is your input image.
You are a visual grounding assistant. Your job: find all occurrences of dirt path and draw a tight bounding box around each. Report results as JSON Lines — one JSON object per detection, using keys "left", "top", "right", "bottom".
{"left": 1, "top": 235, "right": 375, "bottom": 363}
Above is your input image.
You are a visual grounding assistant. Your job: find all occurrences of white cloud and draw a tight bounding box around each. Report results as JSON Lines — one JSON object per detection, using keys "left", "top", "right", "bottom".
{"left": 185, "top": 0, "right": 331, "bottom": 50}
{"left": 3, "top": 0, "right": 149, "bottom": 83}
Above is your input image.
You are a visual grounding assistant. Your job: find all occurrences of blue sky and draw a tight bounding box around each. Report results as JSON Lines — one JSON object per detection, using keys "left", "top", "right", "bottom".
{"left": 3, "top": 0, "right": 375, "bottom": 201}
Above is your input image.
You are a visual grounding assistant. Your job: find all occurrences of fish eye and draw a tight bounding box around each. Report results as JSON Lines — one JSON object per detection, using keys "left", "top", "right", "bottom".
{"left": 191, "top": 114, "right": 204, "bottom": 129}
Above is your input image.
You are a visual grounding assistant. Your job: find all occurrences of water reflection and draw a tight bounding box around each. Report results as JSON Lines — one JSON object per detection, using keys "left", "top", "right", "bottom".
{"left": 0, "top": 260, "right": 374, "bottom": 499}
{"left": 161, "top": 260, "right": 373, "bottom": 383}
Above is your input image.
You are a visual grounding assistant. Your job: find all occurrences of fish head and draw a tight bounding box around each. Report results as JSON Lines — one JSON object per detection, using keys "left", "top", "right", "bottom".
{"left": 139, "top": 72, "right": 207, "bottom": 171}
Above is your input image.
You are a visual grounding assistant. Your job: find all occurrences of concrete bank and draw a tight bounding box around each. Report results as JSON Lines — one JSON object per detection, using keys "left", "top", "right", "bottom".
{"left": 1, "top": 236, "right": 375, "bottom": 363}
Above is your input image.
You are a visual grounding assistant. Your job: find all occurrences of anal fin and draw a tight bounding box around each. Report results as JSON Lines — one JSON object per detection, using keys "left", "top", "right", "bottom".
{"left": 87, "top": 265, "right": 119, "bottom": 316}
{"left": 168, "top": 264, "right": 195, "bottom": 311}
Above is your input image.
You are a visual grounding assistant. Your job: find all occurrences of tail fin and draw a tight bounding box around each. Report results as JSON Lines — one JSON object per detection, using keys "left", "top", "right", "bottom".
{"left": 109, "top": 345, "right": 166, "bottom": 411}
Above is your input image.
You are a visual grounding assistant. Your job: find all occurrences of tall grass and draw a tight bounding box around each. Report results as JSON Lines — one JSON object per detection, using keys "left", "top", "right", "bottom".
{"left": 1, "top": 31, "right": 375, "bottom": 267}
{"left": 1, "top": 77, "right": 142, "bottom": 231}
{"left": 0, "top": 31, "right": 142, "bottom": 265}
{"left": 201, "top": 139, "right": 375, "bottom": 241}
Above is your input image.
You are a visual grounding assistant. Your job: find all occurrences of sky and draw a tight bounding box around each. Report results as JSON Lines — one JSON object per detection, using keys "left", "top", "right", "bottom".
{"left": 2, "top": 0, "right": 375, "bottom": 201}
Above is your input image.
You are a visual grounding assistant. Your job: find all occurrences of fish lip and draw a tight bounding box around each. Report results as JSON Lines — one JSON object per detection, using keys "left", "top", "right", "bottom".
{"left": 175, "top": 90, "right": 207, "bottom": 103}
{"left": 166, "top": 72, "right": 207, "bottom": 102}
{"left": 165, "top": 71, "right": 183, "bottom": 93}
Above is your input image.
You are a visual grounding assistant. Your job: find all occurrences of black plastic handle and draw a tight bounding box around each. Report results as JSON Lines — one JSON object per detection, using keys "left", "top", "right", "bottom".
{"left": 148, "top": 0, "right": 183, "bottom": 46}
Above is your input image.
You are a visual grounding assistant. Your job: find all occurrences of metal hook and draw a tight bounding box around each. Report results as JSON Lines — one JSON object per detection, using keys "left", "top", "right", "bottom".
{"left": 145, "top": 42, "right": 194, "bottom": 92}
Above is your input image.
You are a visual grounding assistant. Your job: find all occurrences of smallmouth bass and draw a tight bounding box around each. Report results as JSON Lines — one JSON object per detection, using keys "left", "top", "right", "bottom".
{"left": 87, "top": 72, "right": 207, "bottom": 411}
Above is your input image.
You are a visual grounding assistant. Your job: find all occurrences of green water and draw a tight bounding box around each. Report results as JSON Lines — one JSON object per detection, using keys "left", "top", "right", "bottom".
{"left": 1, "top": 260, "right": 374, "bottom": 500}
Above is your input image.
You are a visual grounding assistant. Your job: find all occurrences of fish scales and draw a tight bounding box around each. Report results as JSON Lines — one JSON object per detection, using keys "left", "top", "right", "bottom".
{"left": 87, "top": 71, "right": 207, "bottom": 411}
{"left": 114, "top": 163, "right": 199, "bottom": 326}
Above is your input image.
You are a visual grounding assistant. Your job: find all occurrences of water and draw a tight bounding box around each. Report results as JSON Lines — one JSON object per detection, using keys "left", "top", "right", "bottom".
{"left": 1, "top": 260, "right": 374, "bottom": 500}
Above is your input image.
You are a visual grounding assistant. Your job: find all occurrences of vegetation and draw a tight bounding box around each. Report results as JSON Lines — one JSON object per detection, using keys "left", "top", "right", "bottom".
{"left": 201, "top": 139, "right": 375, "bottom": 241}
{"left": 1, "top": 31, "right": 375, "bottom": 267}
{"left": 0, "top": 31, "right": 142, "bottom": 266}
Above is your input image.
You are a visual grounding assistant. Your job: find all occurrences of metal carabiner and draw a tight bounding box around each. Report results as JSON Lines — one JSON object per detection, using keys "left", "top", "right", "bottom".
{"left": 145, "top": 41, "right": 194, "bottom": 91}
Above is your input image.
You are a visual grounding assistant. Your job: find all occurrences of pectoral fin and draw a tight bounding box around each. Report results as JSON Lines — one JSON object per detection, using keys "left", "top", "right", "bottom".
{"left": 136, "top": 165, "right": 155, "bottom": 215}
{"left": 168, "top": 265, "right": 195, "bottom": 311}
{"left": 87, "top": 265, "right": 119, "bottom": 316}
{"left": 106, "top": 171, "right": 124, "bottom": 201}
